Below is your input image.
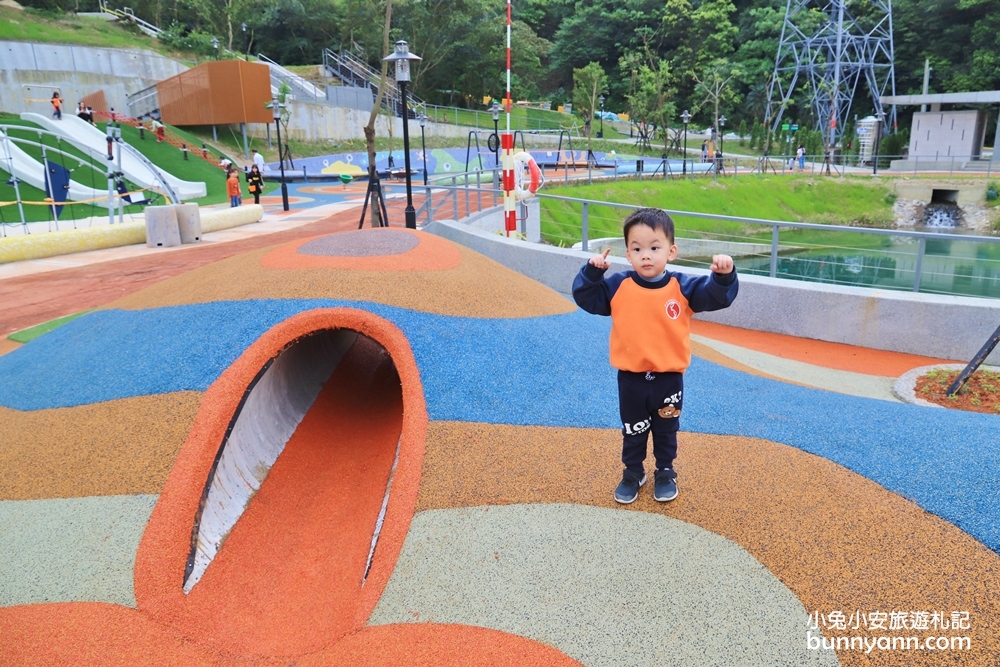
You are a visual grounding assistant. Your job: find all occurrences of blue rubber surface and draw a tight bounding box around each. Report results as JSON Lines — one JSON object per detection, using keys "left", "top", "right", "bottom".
{"left": 2, "top": 300, "right": 998, "bottom": 553}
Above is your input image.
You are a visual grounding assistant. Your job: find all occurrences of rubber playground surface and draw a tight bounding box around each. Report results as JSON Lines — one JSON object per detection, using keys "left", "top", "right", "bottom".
{"left": 1, "top": 203, "right": 999, "bottom": 666}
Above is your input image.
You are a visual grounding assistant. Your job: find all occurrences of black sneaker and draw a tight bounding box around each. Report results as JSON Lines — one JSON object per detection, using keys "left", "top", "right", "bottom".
{"left": 614, "top": 469, "right": 646, "bottom": 504}
{"left": 653, "top": 468, "right": 678, "bottom": 502}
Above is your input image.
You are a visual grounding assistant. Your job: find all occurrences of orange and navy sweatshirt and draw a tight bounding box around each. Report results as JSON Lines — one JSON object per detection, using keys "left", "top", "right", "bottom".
{"left": 573, "top": 263, "right": 739, "bottom": 373}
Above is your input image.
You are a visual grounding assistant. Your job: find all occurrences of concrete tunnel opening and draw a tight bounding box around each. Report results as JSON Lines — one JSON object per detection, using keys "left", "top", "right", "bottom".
{"left": 182, "top": 327, "right": 404, "bottom": 594}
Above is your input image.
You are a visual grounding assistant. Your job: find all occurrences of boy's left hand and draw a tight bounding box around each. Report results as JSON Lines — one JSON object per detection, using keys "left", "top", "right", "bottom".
{"left": 710, "top": 254, "right": 734, "bottom": 274}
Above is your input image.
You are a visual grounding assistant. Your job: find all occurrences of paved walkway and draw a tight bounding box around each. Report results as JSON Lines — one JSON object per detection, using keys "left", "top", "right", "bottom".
{"left": 0, "top": 195, "right": 998, "bottom": 666}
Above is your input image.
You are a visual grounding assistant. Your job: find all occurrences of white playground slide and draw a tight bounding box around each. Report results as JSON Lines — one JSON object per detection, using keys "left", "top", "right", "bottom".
{"left": 21, "top": 113, "right": 207, "bottom": 200}
{"left": 0, "top": 128, "right": 112, "bottom": 208}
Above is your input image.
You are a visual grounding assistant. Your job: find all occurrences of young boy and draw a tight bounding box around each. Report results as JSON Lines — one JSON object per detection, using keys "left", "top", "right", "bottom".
{"left": 227, "top": 170, "right": 242, "bottom": 207}
{"left": 573, "top": 208, "right": 739, "bottom": 504}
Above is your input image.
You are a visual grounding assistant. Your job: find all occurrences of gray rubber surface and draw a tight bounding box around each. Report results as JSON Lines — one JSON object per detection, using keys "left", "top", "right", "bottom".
{"left": 369, "top": 504, "right": 839, "bottom": 667}
{"left": 0, "top": 494, "right": 157, "bottom": 608}
{"left": 298, "top": 229, "right": 419, "bottom": 256}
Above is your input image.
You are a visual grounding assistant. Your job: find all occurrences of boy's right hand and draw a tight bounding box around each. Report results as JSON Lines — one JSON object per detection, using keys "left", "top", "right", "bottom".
{"left": 589, "top": 248, "right": 612, "bottom": 270}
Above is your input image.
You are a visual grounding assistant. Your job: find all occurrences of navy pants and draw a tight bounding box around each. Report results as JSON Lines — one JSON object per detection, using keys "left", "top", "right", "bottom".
{"left": 617, "top": 370, "right": 684, "bottom": 473}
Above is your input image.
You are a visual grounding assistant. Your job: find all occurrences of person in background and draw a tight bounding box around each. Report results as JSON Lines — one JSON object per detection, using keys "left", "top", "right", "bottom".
{"left": 251, "top": 149, "right": 267, "bottom": 172}
{"left": 85, "top": 106, "right": 95, "bottom": 124}
{"left": 51, "top": 92, "right": 62, "bottom": 120}
{"left": 227, "top": 169, "right": 242, "bottom": 207}
{"left": 246, "top": 165, "right": 265, "bottom": 205}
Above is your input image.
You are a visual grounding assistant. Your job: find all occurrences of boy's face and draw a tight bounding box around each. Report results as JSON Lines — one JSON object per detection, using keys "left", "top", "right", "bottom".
{"left": 625, "top": 223, "right": 677, "bottom": 279}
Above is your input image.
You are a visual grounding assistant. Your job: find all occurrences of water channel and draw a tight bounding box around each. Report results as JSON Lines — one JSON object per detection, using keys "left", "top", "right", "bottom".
{"left": 674, "top": 227, "right": 1000, "bottom": 299}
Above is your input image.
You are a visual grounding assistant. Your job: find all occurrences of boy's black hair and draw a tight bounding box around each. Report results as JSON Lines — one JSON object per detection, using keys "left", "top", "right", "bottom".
{"left": 623, "top": 208, "right": 675, "bottom": 245}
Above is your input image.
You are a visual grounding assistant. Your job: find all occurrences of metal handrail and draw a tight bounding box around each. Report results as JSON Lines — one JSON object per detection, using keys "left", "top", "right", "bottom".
{"left": 413, "top": 167, "right": 1000, "bottom": 297}
{"left": 258, "top": 53, "right": 326, "bottom": 101}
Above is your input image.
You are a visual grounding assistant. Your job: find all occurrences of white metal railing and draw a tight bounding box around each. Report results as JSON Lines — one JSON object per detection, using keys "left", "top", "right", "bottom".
{"left": 408, "top": 166, "right": 1000, "bottom": 299}
{"left": 257, "top": 53, "right": 326, "bottom": 102}
{"left": 98, "top": 2, "right": 164, "bottom": 38}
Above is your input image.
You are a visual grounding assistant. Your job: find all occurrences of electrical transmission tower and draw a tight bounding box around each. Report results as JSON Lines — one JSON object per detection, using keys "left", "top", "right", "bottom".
{"left": 766, "top": 0, "right": 897, "bottom": 148}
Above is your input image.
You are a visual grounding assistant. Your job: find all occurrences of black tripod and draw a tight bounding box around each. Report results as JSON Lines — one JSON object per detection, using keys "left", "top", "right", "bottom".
{"left": 358, "top": 165, "right": 390, "bottom": 229}
{"left": 755, "top": 151, "right": 779, "bottom": 175}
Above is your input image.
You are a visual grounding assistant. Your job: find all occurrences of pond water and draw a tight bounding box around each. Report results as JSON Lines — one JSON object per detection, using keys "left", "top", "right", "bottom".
{"left": 674, "top": 232, "right": 1000, "bottom": 299}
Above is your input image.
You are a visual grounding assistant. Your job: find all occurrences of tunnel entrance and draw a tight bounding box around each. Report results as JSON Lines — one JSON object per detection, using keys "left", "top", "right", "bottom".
{"left": 181, "top": 326, "right": 404, "bottom": 646}
{"left": 930, "top": 189, "right": 959, "bottom": 205}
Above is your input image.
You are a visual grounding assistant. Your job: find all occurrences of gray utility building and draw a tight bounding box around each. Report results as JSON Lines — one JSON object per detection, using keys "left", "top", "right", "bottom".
{"left": 880, "top": 91, "right": 1000, "bottom": 172}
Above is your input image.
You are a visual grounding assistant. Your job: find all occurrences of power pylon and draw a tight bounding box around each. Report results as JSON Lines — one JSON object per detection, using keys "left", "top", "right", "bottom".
{"left": 766, "top": 0, "right": 897, "bottom": 148}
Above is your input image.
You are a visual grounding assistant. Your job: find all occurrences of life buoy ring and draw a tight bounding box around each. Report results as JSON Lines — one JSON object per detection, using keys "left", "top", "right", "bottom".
{"left": 513, "top": 151, "right": 543, "bottom": 201}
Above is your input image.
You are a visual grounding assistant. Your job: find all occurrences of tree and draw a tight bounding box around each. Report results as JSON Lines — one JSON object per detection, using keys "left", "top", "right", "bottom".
{"left": 363, "top": 0, "right": 392, "bottom": 227}
{"left": 273, "top": 80, "right": 292, "bottom": 166}
{"left": 626, "top": 59, "right": 676, "bottom": 154}
{"left": 738, "top": 118, "right": 747, "bottom": 146}
{"left": 692, "top": 62, "right": 738, "bottom": 139}
{"left": 572, "top": 62, "right": 607, "bottom": 138}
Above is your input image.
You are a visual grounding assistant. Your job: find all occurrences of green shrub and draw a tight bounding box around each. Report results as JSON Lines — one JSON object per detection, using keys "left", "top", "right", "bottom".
{"left": 160, "top": 24, "right": 217, "bottom": 56}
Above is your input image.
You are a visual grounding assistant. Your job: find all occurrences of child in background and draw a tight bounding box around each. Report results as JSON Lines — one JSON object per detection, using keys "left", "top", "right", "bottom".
{"left": 227, "top": 170, "right": 242, "bottom": 207}
{"left": 51, "top": 93, "right": 62, "bottom": 120}
{"left": 246, "top": 165, "right": 264, "bottom": 205}
{"left": 573, "top": 208, "right": 739, "bottom": 504}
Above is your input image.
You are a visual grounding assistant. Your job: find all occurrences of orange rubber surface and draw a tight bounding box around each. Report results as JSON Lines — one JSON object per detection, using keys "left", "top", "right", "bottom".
{"left": 690, "top": 319, "right": 954, "bottom": 376}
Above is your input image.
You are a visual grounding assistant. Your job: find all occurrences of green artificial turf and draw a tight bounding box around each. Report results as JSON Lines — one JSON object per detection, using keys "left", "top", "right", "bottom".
{"left": 7, "top": 309, "right": 93, "bottom": 343}
{"left": 0, "top": 113, "right": 262, "bottom": 226}
{"left": 96, "top": 121, "right": 232, "bottom": 206}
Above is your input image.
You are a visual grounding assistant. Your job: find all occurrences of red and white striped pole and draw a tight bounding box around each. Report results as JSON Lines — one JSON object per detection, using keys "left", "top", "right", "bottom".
{"left": 501, "top": 0, "right": 516, "bottom": 237}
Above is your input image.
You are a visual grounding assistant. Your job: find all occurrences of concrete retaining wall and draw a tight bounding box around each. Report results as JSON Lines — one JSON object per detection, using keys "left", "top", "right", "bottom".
{"left": 0, "top": 41, "right": 188, "bottom": 115}
{"left": 426, "top": 216, "right": 1000, "bottom": 364}
{"left": 0, "top": 41, "right": 187, "bottom": 79}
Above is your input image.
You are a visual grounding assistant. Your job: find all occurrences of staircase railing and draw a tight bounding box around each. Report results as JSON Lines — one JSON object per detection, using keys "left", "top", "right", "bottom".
{"left": 322, "top": 48, "right": 423, "bottom": 116}
{"left": 98, "top": 1, "right": 164, "bottom": 38}
{"left": 257, "top": 53, "right": 326, "bottom": 103}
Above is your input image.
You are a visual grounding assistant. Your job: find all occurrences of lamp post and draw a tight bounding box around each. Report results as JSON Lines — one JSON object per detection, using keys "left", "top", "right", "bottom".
{"left": 418, "top": 113, "right": 428, "bottom": 185}
{"left": 718, "top": 114, "right": 727, "bottom": 154}
{"left": 211, "top": 36, "right": 219, "bottom": 60}
{"left": 491, "top": 101, "right": 501, "bottom": 167}
{"left": 383, "top": 40, "right": 422, "bottom": 229}
{"left": 241, "top": 23, "right": 248, "bottom": 60}
{"left": 271, "top": 96, "right": 289, "bottom": 211}
{"left": 872, "top": 109, "right": 886, "bottom": 176}
{"left": 681, "top": 109, "right": 691, "bottom": 175}
{"left": 597, "top": 94, "right": 605, "bottom": 138}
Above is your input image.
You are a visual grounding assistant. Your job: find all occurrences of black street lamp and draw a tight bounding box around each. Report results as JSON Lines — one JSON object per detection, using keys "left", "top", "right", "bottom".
{"left": 418, "top": 113, "right": 428, "bottom": 185}
{"left": 718, "top": 114, "right": 727, "bottom": 154}
{"left": 241, "top": 23, "right": 248, "bottom": 61}
{"left": 271, "top": 96, "right": 289, "bottom": 211}
{"left": 873, "top": 109, "right": 886, "bottom": 176}
{"left": 491, "top": 101, "right": 501, "bottom": 168}
{"left": 384, "top": 40, "right": 422, "bottom": 229}
{"left": 211, "top": 36, "right": 219, "bottom": 60}
{"left": 681, "top": 109, "right": 691, "bottom": 175}
{"left": 597, "top": 94, "right": 605, "bottom": 139}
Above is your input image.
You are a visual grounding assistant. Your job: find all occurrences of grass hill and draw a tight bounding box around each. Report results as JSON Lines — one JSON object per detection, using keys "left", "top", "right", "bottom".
{"left": 541, "top": 177, "right": 898, "bottom": 250}
{"left": 0, "top": 5, "right": 197, "bottom": 61}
